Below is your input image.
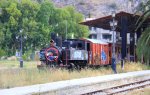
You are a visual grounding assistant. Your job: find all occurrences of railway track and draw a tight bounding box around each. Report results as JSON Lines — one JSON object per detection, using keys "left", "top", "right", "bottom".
{"left": 81, "top": 79, "right": 150, "bottom": 95}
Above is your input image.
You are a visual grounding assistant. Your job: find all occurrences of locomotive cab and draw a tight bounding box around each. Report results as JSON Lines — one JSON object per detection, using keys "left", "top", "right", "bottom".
{"left": 61, "top": 39, "right": 88, "bottom": 68}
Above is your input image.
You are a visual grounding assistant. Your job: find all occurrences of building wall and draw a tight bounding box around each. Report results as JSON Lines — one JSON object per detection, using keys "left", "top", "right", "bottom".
{"left": 86, "top": 18, "right": 132, "bottom": 45}
{"left": 89, "top": 27, "right": 117, "bottom": 43}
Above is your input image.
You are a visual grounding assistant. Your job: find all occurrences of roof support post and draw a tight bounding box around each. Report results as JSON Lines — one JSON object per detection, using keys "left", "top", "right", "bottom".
{"left": 121, "top": 16, "right": 128, "bottom": 69}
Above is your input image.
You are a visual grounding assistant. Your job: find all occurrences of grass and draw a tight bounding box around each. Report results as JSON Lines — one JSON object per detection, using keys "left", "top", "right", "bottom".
{"left": 0, "top": 60, "right": 38, "bottom": 68}
{"left": 0, "top": 61, "right": 149, "bottom": 89}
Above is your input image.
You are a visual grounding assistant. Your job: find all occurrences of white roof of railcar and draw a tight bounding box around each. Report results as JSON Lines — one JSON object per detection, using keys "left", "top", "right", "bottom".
{"left": 85, "top": 39, "right": 108, "bottom": 45}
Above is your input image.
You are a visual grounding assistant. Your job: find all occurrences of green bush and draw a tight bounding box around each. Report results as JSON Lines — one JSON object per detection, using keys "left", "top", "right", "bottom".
{"left": 22, "top": 50, "right": 33, "bottom": 61}
{"left": 0, "top": 49, "right": 6, "bottom": 58}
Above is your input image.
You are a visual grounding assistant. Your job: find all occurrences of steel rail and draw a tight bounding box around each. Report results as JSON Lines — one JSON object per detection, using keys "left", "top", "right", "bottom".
{"left": 81, "top": 79, "right": 150, "bottom": 95}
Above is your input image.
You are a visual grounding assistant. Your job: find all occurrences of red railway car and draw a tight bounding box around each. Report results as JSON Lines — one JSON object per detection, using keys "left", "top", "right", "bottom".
{"left": 82, "top": 39, "right": 110, "bottom": 66}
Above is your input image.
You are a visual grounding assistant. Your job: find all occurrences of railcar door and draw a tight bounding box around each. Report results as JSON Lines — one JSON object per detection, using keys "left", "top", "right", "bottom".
{"left": 86, "top": 43, "right": 92, "bottom": 64}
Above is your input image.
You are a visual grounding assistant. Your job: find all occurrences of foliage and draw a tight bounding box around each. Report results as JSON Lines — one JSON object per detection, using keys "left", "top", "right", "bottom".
{"left": 136, "top": 28, "right": 150, "bottom": 62}
{"left": 135, "top": 0, "right": 150, "bottom": 64}
{"left": 0, "top": 48, "right": 6, "bottom": 58}
{"left": 52, "top": 6, "right": 89, "bottom": 39}
{"left": 0, "top": 0, "right": 89, "bottom": 57}
{"left": 22, "top": 49, "right": 33, "bottom": 61}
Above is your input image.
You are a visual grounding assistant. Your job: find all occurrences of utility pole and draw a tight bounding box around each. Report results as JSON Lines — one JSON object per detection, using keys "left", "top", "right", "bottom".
{"left": 66, "top": 20, "right": 67, "bottom": 40}
{"left": 110, "top": 11, "right": 118, "bottom": 74}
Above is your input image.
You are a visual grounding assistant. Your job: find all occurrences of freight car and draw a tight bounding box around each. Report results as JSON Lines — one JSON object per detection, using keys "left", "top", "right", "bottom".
{"left": 39, "top": 38, "right": 111, "bottom": 68}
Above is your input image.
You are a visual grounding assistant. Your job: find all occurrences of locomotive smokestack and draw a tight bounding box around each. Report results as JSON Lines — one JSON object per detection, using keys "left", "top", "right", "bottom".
{"left": 56, "top": 36, "right": 62, "bottom": 48}
{"left": 51, "top": 32, "right": 62, "bottom": 48}
{"left": 51, "top": 32, "right": 56, "bottom": 42}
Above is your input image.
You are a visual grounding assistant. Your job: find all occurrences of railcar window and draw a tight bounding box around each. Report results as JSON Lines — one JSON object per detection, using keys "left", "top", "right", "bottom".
{"left": 62, "top": 42, "right": 70, "bottom": 48}
{"left": 70, "top": 42, "right": 76, "bottom": 48}
{"left": 77, "top": 43, "right": 82, "bottom": 49}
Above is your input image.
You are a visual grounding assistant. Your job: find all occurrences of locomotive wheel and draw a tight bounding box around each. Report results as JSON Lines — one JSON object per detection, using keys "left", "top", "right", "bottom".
{"left": 75, "top": 65, "right": 81, "bottom": 70}
{"left": 68, "top": 63, "right": 75, "bottom": 71}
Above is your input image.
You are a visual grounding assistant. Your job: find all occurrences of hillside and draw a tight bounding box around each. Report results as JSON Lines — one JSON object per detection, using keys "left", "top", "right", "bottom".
{"left": 52, "top": 0, "right": 138, "bottom": 18}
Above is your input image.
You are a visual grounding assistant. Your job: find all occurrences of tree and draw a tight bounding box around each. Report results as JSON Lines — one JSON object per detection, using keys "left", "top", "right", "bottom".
{"left": 18, "top": 0, "right": 40, "bottom": 51}
{"left": 52, "top": 6, "right": 89, "bottom": 39}
{"left": 0, "top": 0, "right": 41, "bottom": 55}
{"left": 135, "top": 0, "right": 150, "bottom": 65}
{"left": 36, "top": 1, "right": 56, "bottom": 49}
{"left": 0, "top": 0, "right": 89, "bottom": 58}
{"left": 0, "top": 0, "right": 21, "bottom": 55}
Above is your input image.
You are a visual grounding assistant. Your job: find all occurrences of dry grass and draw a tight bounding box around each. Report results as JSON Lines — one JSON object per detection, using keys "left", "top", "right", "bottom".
{"left": 0, "top": 68, "right": 111, "bottom": 89}
{"left": 0, "top": 61, "right": 149, "bottom": 89}
{"left": 116, "top": 62, "right": 148, "bottom": 73}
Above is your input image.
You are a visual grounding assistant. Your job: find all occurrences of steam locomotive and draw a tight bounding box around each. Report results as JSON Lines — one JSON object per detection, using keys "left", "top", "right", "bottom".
{"left": 39, "top": 34, "right": 111, "bottom": 68}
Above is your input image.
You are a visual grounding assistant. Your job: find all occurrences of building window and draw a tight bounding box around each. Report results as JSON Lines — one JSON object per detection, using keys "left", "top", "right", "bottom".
{"left": 89, "top": 34, "right": 97, "bottom": 39}
{"left": 102, "top": 34, "right": 112, "bottom": 40}
{"left": 89, "top": 27, "right": 97, "bottom": 31}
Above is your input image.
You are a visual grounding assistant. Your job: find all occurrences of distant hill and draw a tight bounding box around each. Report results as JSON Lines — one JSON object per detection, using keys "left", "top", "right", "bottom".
{"left": 52, "top": 0, "right": 140, "bottom": 18}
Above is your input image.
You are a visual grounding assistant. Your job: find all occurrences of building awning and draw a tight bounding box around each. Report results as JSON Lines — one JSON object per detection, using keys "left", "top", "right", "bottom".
{"left": 80, "top": 11, "right": 150, "bottom": 32}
